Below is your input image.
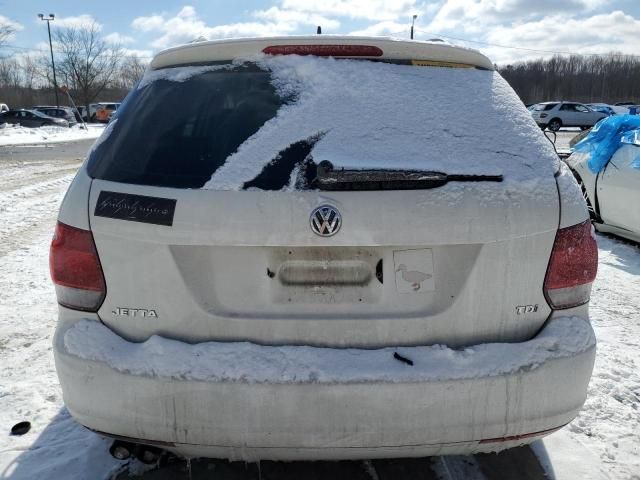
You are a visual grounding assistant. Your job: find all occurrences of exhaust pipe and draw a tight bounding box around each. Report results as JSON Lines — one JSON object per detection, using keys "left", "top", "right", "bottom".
{"left": 109, "top": 440, "right": 135, "bottom": 460}
{"left": 109, "top": 441, "right": 163, "bottom": 464}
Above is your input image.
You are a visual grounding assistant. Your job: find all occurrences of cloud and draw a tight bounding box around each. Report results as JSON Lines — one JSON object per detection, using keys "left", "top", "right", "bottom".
{"left": 482, "top": 10, "right": 640, "bottom": 63}
{"left": 131, "top": 15, "right": 165, "bottom": 32}
{"left": 350, "top": 21, "right": 410, "bottom": 36}
{"left": 429, "top": 0, "right": 598, "bottom": 29}
{"left": 280, "top": 0, "right": 421, "bottom": 21}
{"left": 252, "top": 7, "right": 340, "bottom": 30}
{"left": 53, "top": 14, "right": 102, "bottom": 29}
{"left": 128, "top": 2, "right": 457, "bottom": 52}
{"left": 121, "top": 48, "right": 154, "bottom": 59}
{"left": 408, "top": 1, "right": 639, "bottom": 64}
{"left": 126, "top": 1, "right": 637, "bottom": 66}
{"left": 132, "top": 5, "right": 343, "bottom": 49}
{"left": 104, "top": 32, "right": 135, "bottom": 45}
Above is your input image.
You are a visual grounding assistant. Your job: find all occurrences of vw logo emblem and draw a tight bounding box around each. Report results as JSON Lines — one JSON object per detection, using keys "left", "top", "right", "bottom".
{"left": 310, "top": 205, "right": 341, "bottom": 237}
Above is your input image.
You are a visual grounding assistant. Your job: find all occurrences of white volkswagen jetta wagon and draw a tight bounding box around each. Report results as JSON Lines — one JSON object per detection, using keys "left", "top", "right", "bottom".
{"left": 51, "top": 36, "right": 597, "bottom": 461}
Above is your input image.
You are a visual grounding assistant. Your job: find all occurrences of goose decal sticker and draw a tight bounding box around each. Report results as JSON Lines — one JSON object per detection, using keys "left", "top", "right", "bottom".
{"left": 393, "top": 249, "right": 435, "bottom": 293}
{"left": 395, "top": 264, "right": 432, "bottom": 291}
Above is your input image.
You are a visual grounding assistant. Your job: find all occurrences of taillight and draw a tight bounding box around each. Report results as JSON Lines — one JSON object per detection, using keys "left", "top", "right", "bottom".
{"left": 262, "top": 45, "right": 383, "bottom": 57}
{"left": 544, "top": 220, "right": 598, "bottom": 309}
{"left": 50, "top": 221, "right": 106, "bottom": 312}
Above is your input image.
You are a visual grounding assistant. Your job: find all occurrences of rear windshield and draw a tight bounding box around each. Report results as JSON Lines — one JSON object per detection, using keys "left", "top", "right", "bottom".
{"left": 87, "top": 56, "right": 556, "bottom": 190}
{"left": 534, "top": 103, "right": 558, "bottom": 111}
{"left": 88, "top": 64, "right": 284, "bottom": 188}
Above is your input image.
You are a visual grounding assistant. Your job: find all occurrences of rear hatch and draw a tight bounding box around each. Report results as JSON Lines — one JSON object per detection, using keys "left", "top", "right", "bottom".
{"left": 86, "top": 54, "right": 561, "bottom": 348}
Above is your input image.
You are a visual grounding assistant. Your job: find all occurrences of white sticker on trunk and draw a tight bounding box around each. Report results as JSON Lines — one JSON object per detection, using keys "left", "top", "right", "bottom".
{"left": 394, "top": 249, "right": 435, "bottom": 294}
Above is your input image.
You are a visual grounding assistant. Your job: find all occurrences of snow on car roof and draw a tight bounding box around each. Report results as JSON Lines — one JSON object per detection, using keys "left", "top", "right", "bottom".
{"left": 151, "top": 35, "right": 495, "bottom": 71}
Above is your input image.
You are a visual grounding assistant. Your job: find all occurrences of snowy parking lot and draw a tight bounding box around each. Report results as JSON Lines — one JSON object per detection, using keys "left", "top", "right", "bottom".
{"left": 0, "top": 139, "right": 638, "bottom": 479}
{"left": 0, "top": 123, "right": 104, "bottom": 147}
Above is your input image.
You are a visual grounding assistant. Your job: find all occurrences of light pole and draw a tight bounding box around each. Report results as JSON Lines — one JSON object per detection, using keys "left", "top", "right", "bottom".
{"left": 38, "top": 13, "right": 59, "bottom": 108}
{"left": 411, "top": 15, "right": 418, "bottom": 40}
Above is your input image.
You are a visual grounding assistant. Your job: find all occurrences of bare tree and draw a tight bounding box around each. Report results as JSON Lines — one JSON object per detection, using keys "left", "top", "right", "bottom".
{"left": 19, "top": 54, "right": 43, "bottom": 90}
{"left": 118, "top": 54, "right": 148, "bottom": 89}
{"left": 499, "top": 53, "right": 640, "bottom": 105}
{"left": 0, "top": 23, "right": 16, "bottom": 48}
{"left": 53, "top": 22, "right": 122, "bottom": 115}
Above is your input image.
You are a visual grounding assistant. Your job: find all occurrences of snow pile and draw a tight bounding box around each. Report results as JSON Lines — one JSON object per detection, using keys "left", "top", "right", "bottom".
{"left": 202, "top": 55, "right": 559, "bottom": 190}
{"left": 64, "top": 316, "right": 594, "bottom": 385}
{"left": 0, "top": 123, "right": 104, "bottom": 147}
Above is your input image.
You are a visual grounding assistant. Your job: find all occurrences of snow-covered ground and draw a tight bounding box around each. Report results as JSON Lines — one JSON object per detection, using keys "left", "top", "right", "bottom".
{"left": 0, "top": 123, "right": 104, "bottom": 147}
{"left": 0, "top": 155, "right": 638, "bottom": 479}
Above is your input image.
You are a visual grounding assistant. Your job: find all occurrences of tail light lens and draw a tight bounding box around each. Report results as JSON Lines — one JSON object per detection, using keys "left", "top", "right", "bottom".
{"left": 50, "top": 222, "right": 106, "bottom": 312}
{"left": 544, "top": 220, "right": 598, "bottom": 309}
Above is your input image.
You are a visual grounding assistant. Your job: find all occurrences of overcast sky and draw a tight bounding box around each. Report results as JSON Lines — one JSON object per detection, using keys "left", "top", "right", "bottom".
{"left": 1, "top": 0, "right": 639, "bottom": 64}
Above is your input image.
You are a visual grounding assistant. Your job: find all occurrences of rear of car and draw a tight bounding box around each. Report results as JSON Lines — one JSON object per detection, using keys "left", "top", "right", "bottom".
{"left": 34, "top": 106, "right": 76, "bottom": 127}
{"left": 530, "top": 102, "right": 559, "bottom": 128}
{"left": 52, "top": 37, "right": 597, "bottom": 460}
{"left": 95, "top": 103, "right": 120, "bottom": 123}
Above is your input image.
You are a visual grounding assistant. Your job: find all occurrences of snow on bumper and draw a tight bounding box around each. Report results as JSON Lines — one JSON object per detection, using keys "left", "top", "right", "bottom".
{"left": 54, "top": 314, "right": 596, "bottom": 460}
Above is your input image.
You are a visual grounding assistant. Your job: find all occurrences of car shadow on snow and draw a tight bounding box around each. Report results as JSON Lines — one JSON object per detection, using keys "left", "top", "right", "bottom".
{"left": 2, "top": 408, "right": 555, "bottom": 480}
{"left": 1, "top": 408, "right": 124, "bottom": 480}
{"left": 113, "top": 445, "right": 553, "bottom": 479}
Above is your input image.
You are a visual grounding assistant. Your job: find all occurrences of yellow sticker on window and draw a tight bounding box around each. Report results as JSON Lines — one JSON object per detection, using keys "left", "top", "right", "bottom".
{"left": 411, "top": 60, "right": 474, "bottom": 68}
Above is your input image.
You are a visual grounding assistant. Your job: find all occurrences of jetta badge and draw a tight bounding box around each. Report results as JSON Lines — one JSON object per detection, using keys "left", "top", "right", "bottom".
{"left": 310, "top": 205, "right": 341, "bottom": 237}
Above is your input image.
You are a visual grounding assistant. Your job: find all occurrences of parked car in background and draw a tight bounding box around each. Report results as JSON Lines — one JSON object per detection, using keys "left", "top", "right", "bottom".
{"left": 89, "top": 103, "right": 102, "bottom": 120}
{"left": 74, "top": 105, "right": 99, "bottom": 122}
{"left": 567, "top": 117, "right": 640, "bottom": 243}
{"left": 78, "top": 106, "right": 88, "bottom": 121}
{"left": 52, "top": 36, "right": 597, "bottom": 462}
{"left": 0, "top": 109, "right": 69, "bottom": 128}
{"left": 0, "top": 103, "right": 9, "bottom": 113}
{"left": 531, "top": 101, "right": 608, "bottom": 131}
{"left": 95, "top": 103, "right": 120, "bottom": 123}
{"left": 33, "top": 106, "right": 77, "bottom": 127}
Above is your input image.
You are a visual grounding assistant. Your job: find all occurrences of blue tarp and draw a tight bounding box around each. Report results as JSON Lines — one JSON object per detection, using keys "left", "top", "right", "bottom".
{"left": 573, "top": 115, "right": 640, "bottom": 173}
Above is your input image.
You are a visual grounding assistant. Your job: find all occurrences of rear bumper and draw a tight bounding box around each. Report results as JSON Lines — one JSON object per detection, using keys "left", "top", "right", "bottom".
{"left": 54, "top": 308, "right": 596, "bottom": 461}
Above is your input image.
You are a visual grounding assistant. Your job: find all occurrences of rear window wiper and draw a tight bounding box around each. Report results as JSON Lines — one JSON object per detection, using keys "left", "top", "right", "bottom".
{"left": 314, "top": 161, "right": 503, "bottom": 191}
